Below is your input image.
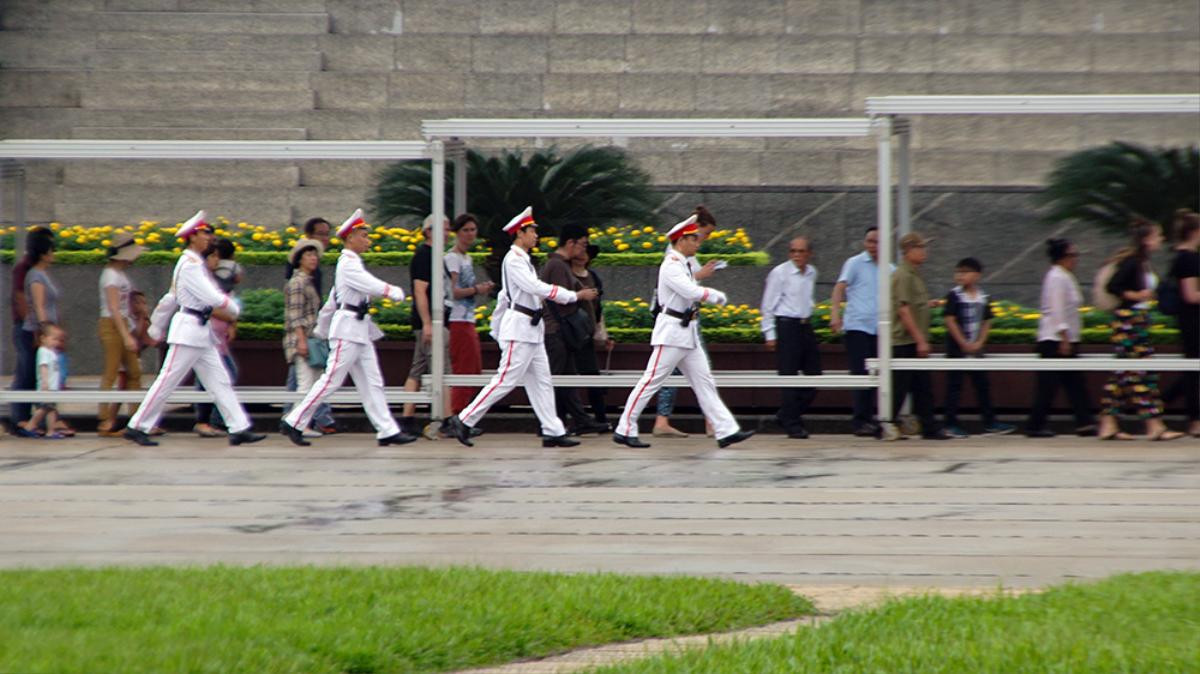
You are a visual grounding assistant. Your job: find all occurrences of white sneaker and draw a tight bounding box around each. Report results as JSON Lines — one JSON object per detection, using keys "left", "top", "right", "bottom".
{"left": 302, "top": 428, "right": 323, "bottom": 439}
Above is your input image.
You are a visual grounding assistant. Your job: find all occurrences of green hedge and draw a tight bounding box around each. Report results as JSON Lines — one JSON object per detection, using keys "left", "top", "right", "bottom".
{"left": 0, "top": 250, "right": 768, "bottom": 268}
{"left": 235, "top": 323, "right": 1180, "bottom": 345}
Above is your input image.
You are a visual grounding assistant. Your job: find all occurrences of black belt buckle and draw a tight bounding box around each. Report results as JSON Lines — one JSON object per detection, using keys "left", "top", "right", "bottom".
{"left": 184, "top": 307, "right": 212, "bottom": 325}
{"left": 529, "top": 310, "right": 543, "bottom": 326}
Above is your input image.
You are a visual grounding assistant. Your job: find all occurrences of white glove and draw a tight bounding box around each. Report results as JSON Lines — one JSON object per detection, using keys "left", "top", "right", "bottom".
{"left": 707, "top": 289, "right": 728, "bottom": 306}
{"left": 387, "top": 286, "right": 406, "bottom": 303}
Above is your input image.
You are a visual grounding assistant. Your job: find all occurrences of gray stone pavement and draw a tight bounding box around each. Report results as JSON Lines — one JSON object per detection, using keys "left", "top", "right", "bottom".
{"left": 1, "top": 433, "right": 1197, "bottom": 587}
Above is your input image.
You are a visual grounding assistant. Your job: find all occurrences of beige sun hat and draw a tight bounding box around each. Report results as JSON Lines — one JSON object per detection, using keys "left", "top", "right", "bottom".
{"left": 107, "top": 232, "right": 146, "bottom": 262}
{"left": 289, "top": 237, "right": 325, "bottom": 267}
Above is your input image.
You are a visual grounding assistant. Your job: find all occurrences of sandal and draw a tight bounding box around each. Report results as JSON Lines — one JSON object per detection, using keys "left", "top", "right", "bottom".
{"left": 52, "top": 425, "right": 76, "bottom": 438}
{"left": 1151, "top": 430, "right": 1184, "bottom": 442}
{"left": 148, "top": 427, "right": 167, "bottom": 436}
{"left": 193, "top": 424, "right": 225, "bottom": 438}
{"left": 1099, "top": 431, "right": 1136, "bottom": 441}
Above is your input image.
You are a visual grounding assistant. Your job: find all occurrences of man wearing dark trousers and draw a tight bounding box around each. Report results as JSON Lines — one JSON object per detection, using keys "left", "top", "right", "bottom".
{"left": 890, "top": 231, "right": 952, "bottom": 440}
{"left": 761, "top": 237, "right": 821, "bottom": 439}
{"left": 830, "top": 227, "right": 890, "bottom": 437}
{"left": 541, "top": 224, "right": 608, "bottom": 436}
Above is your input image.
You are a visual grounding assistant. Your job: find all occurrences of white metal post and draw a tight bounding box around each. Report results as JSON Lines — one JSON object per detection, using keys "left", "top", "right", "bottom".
{"left": 874, "top": 117, "right": 893, "bottom": 429}
{"left": 453, "top": 146, "right": 467, "bottom": 218}
{"left": 430, "top": 140, "right": 446, "bottom": 420}
{"left": 896, "top": 120, "right": 911, "bottom": 238}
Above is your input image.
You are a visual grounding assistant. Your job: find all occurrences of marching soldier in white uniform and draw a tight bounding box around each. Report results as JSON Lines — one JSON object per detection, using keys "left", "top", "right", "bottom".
{"left": 613, "top": 215, "right": 754, "bottom": 449}
{"left": 125, "top": 211, "right": 265, "bottom": 447}
{"left": 445, "top": 207, "right": 598, "bottom": 448}
{"left": 281, "top": 209, "right": 416, "bottom": 447}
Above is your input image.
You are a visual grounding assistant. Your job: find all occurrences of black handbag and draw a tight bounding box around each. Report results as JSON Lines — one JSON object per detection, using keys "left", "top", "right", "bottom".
{"left": 548, "top": 302, "right": 594, "bottom": 350}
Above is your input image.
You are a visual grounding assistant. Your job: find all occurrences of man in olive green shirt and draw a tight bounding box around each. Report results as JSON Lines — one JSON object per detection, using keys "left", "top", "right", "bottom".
{"left": 892, "top": 232, "right": 950, "bottom": 440}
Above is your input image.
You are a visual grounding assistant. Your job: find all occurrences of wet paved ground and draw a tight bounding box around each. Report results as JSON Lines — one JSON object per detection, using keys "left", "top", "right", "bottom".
{"left": 1, "top": 433, "right": 1197, "bottom": 586}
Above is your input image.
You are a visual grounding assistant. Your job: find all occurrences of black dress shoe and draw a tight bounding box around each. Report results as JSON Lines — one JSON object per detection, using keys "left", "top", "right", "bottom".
{"left": 787, "top": 428, "right": 810, "bottom": 439}
{"left": 280, "top": 421, "right": 311, "bottom": 447}
{"left": 921, "top": 429, "right": 953, "bottom": 441}
{"left": 229, "top": 430, "right": 266, "bottom": 446}
{"left": 572, "top": 421, "right": 611, "bottom": 436}
{"left": 469, "top": 426, "right": 484, "bottom": 438}
{"left": 853, "top": 423, "right": 880, "bottom": 437}
{"left": 717, "top": 430, "right": 755, "bottom": 448}
{"left": 542, "top": 435, "right": 580, "bottom": 447}
{"left": 446, "top": 415, "right": 474, "bottom": 447}
{"left": 123, "top": 428, "right": 158, "bottom": 447}
{"left": 378, "top": 432, "right": 418, "bottom": 446}
{"left": 1025, "top": 428, "right": 1056, "bottom": 438}
{"left": 612, "top": 433, "right": 651, "bottom": 448}
{"left": 1074, "top": 425, "right": 1097, "bottom": 437}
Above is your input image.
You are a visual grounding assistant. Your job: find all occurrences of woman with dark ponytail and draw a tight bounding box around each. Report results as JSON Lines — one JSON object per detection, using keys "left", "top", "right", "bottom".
{"left": 1097, "top": 219, "right": 1183, "bottom": 441}
{"left": 1024, "top": 238, "right": 1096, "bottom": 437}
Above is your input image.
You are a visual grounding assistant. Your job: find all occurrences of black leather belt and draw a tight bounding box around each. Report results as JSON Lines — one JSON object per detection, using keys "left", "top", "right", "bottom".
{"left": 512, "top": 303, "right": 543, "bottom": 326}
{"left": 663, "top": 305, "right": 699, "bottom": 327}
{"left": 337, "top": 301, "right": 370, "bottom": 321}
{"left": 182, "top": 307, "right": 212, "bottom": 325}
{"left": 777, "top": 316, "right": 812, "bottom": 325}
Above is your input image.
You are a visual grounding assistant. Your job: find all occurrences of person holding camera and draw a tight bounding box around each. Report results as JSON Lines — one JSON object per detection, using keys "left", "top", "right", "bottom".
{"left": 444, "top": 207, "right": 597, "bottom": 448}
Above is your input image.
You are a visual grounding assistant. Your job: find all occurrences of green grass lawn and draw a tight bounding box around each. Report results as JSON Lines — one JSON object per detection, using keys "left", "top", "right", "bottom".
{"left": 590, "top": 571, "right": 1200, "bottom": 674}
{"left": 0, "top": 565, "right": 811, "bottom": 673}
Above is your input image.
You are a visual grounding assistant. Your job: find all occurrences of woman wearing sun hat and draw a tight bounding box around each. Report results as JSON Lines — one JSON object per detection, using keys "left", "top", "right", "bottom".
{"left": 96, "top": 232, "right": 146, "bottom": 436}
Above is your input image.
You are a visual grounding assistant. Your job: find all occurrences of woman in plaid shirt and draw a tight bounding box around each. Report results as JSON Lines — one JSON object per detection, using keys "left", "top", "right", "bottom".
{"left": 283, "top": 238, "right": 326, "bottom": 436}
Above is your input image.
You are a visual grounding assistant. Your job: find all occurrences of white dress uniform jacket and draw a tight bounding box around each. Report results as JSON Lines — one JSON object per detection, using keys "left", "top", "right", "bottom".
{"left": 313, "top": 249, "right": 405, "bottom": 344}
{"left": 147, "top": 249, "right": 239, "bottom": 346}
{"left": 490, "top": 245, "right": 578, "bottom": 343}
{"left": 651, "top": 248, "right": 727, "bottom": 349}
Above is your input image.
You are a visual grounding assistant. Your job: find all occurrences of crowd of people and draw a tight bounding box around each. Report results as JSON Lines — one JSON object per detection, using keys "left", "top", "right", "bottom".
{"left": 6, "top": 206, "right": 1199, "bottom": 444}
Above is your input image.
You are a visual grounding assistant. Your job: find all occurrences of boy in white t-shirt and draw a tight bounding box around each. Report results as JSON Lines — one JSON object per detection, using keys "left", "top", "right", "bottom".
{"left": 17, "top": 323, "right": 66, "bottom": 438}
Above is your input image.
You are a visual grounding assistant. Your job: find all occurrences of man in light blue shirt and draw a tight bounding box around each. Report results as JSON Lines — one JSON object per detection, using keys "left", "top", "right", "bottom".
{"left": 829, "top": 227, "right": 890, "bottom": 436}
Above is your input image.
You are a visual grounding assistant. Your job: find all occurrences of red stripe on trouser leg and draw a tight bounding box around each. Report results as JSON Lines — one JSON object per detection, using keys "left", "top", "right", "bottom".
{"left": 292, "top": 338, "right": 344, "bottom": 426}
{"left": 460, "top": 341, "right": 515, "bottom": 421}
{"left": 620, "top": 345, "right": 663, "bottom": 436}
{"left": 131, "top": 343, "right": 181, "bottom": 431}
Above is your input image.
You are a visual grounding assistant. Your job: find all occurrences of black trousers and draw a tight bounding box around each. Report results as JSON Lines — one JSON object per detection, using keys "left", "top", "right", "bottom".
{"left": 776, "top": 319, "right": 822, "bottom": 433}
{"left": 944, "top": 353, "right": 995, "bottom": 426}
{"left": 545, "top": 331, "right": 590, "bottom": 427}
{"left": 891, "top": 343, "right": 938, "bottom": 433}
{"left": 1026, "top": 340, "right": 1094, "bottom": 431}
{"left": 572, "top": 336, "right": 608, "bottom": 423}
{"left": 845, "top": 330, "right": 877, "bottom": 427}
{"left": 9, "top": 327, "right": 35, "bottom": 424}
{"left": 1163, "top": 311, "right": 1199, "bottom": 422}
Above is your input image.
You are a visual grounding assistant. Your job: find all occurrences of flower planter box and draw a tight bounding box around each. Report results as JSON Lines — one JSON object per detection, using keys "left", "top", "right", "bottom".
{"left": 231, "top": 341, "right": 1189, "bottom": 416}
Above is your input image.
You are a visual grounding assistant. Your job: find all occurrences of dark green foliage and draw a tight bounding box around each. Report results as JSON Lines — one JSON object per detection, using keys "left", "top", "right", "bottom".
{"left": 1037, "top": 142, "right": 1199, "bottom": 238}
{"left": 369, "top": 146, "right": 663, "bottom": 238}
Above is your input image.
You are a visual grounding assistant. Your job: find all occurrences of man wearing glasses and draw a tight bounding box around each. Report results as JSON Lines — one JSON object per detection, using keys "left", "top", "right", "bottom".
{"left": 761, "top": 237, "right": 821, "bottom": 439}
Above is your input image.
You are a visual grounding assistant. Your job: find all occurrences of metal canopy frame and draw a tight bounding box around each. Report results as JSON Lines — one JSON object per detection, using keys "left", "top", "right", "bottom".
{"left": 867, "top": 93, "right": 1200, "bottom": 428}
{"left": 0, "top": 139, "right": 450, "bottom": 414}
{"left": 422, "top": 117, "right": 885, "bottom": 401}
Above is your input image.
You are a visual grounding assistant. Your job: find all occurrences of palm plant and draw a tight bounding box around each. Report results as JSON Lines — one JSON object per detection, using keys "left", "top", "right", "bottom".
{"left": 369, "top": 145, "right": 662, "bottom": 288}
{"left": 370, "top": 145, "right": 661, "bottom": 237}
{"left": 1036, "top": 141, "right": 1199, "bottom": 239}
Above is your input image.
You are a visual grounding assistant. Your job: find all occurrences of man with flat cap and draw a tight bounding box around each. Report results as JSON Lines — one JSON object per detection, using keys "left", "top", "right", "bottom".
{"left": 613, "top": 215, "right": 753, "bottom": 449}
{"left": 281, "top": 209, "right": 417, "bottom": 447}
{"left": 444, "top": 206, "right": 598, "bottom": 448}
{"left": 125, "top": 210, "right": 264, "bottom": 447}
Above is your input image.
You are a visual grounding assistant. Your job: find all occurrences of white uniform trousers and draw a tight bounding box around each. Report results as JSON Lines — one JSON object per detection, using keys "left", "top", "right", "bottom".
{"left": 130, "top": 343, "right": 251, "bottom": 434}
{"left": 459, "top": 340, "right": 566, "bottom": 437}
{"left": 284, "top": 338, "right": 399, "bottom": 439}
{"left": 616, "top": 344, "right": 739, "bottom": 439}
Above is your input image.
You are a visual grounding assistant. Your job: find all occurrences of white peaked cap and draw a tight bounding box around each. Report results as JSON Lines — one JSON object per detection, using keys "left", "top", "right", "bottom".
{"left": 176, "top": 209, "right": 210, "bottom": 239}
{"left": 337, "top": 208, "right": 367, "bottom": 239}
{"left": 666, "top": 214, "right": 699, "bottom": 242}
{"left": 502, "top": 206, "right": 536, "bottom": 235}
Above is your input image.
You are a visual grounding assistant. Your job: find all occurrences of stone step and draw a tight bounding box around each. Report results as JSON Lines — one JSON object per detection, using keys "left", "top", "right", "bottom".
{"left": 54, "top": 185, "right": 291, "bottom": 225}
{"left": 88, "top": 49, "right": 323, "bottom": 72}
{"left": 0, "top": 31, "right": 96, "bottom": 69}
{"left": 4, "top": 7, "right": 330, "bottom": 34}
{"left": 80, "top": 72, "right": 315, "bottom": 110}
{"left": 95, "top": 30, "right": 319, "bottom": 51}
{"left": 105, "top": 0, "right": 328, "bottom": 11}
{"left": 71, "top": 126, "right": 308, "bottom": 140}
{"left": 62, "top": 161, "right": 300, "bottom": 188}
